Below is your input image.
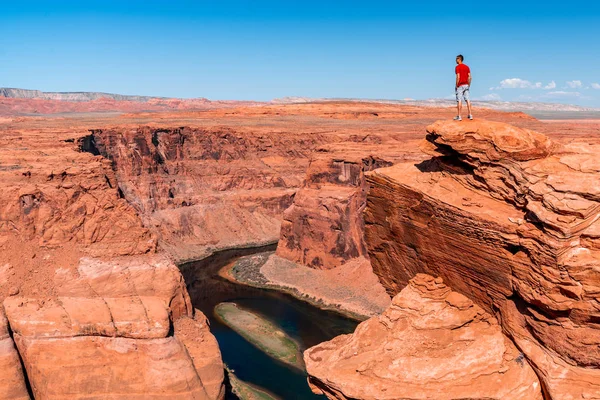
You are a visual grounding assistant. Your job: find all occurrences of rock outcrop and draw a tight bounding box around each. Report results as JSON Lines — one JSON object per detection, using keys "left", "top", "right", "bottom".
{"left": 0, "top": 129, "right": 155, "bottom": 257}
{"left": 305, "top": 273, "right": 543, "bottom": 400}
{"left": 276, "top": 150, "right": 393, "bottom": 269}
{"left": 3, "top": 255, "right": 224, "bottom": 400}
{"left": 364, "top": 120, "right": 600, "bottom": 399}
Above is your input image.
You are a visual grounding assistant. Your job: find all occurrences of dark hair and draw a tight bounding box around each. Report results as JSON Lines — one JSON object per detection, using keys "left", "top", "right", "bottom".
{"left": 456, "top": 54, "right": 464, "bottom": 61}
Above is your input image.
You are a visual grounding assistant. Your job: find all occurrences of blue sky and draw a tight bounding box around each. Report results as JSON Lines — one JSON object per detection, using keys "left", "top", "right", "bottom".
{"left": 1, "top": 1, "right": 600, "bottom": 106}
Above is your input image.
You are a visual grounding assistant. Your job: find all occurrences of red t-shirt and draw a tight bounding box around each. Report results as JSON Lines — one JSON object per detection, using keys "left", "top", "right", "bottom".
{"left": 455, "top": 64, "right": 470, "bottom": 86}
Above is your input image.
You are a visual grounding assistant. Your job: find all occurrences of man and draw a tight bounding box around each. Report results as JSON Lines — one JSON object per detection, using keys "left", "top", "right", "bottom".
{"left": 454, "top": 54, "right": 473, "bottom": 121}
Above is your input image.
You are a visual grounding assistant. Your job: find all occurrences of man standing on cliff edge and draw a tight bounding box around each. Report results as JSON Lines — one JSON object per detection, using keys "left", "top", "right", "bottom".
{"left": 454, "top": 54, "right": 473, "bottom": 121}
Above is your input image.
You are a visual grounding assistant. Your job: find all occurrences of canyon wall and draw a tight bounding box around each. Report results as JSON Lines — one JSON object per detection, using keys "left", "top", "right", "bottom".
{"left": 276, "top": 150, "right": 392, "bottom": 269}
{"left": 88, "top": 126, "right": 321, "bottom": 262}
{"left": 0, "top": 123, "right": 226, "bottom": 398}
{"left": 275, "top": 140, "right": 426, "bottom": 270}
{"left": 4, "top": 103, "right": 594, "bottom": 398}
{"left": 363, "top": 120, "right": 600, "bottom": 399}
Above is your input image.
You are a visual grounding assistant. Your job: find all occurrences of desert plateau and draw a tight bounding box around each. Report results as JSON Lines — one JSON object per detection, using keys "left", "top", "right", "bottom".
{"left": 0, "top": 89, "right": 598, "bottom": 400}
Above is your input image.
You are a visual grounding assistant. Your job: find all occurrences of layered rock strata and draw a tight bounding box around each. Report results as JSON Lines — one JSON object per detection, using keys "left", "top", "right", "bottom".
{"left": 276, "top": 151, "right": 393, "bottom": 269}
{"left": 267, "top": 146, "right": 420, "bottom": 317}
{"left": 88, "top": 126, "right": 316, "bottom": 262}
{"left": 364, "top": 120, "right": 600, "bottom": 399}
{"left": 4, "top": 102, "right": 596, "bottom": 398}
{"left": 305, "top": 273, "right": 543, "bottom": 400}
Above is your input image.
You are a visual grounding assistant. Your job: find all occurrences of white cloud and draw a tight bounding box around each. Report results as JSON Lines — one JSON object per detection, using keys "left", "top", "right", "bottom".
{"left": 480, "top": 93, "right": 502, "bottom": 101}
{"left": 566, "top": 80, "right": 583, "bottom": 89}
{"left": 495, "top": 78, "right": 541, "bottom": 89}
{"left": 592, "top": 83, "right": 600, "bottom": 89}
{"left": 494, "top": 78, "right": 559, "bottom": 90}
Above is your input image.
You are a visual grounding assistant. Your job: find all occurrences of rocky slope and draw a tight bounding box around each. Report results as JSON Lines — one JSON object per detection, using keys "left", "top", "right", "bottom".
{"left": 305, "top": 273, "right": 543, "bottom": 400}
{"left": 0, "top": 127, "right": 156, "bottom": 259}
{"left": 364, "top": 119, "right": 600, "bottom": 399}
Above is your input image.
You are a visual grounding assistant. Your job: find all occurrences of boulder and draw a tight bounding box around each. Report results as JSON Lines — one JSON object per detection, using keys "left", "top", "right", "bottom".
{"left": 3, "top": 256, "right": 224, "bottom": 400}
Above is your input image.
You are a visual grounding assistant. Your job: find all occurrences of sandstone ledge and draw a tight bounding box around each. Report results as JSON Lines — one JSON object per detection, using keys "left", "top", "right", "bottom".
{"left": 304, "top": 274, "right": 542, "bottom": 400}
{"left": 364, "top": 119, "right": 600, "bottom": 399}
{"left": 2, "top": 255, "right": 224, "bottom": 400}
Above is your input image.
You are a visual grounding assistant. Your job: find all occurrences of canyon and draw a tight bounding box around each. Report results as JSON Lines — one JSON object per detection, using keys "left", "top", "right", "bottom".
{"left": 1, "top": 99, "right": 599, "bottom": 399}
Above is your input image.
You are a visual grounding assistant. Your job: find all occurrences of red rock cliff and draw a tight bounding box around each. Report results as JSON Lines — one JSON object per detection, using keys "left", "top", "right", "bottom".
{"left": 0, "top": 124, "right": 225, "bottom": 399}
{"left": 364, "top": 120, "right": 600, "bottom": 399}
{"left": 276, "top": 151, "right": 392, "bottom": 269}
{"left": 88, "top": 126, "right": 320, "bottom": 261}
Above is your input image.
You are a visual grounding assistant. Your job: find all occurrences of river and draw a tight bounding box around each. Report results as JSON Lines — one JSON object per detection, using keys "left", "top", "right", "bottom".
{"left": 179, "top": 245, "right": 359, "bottom": 400}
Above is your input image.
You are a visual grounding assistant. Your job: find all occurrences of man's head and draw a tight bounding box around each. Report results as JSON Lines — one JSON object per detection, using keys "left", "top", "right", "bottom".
{"left": 456, "top": 54, "right": 464, "bottom": 64}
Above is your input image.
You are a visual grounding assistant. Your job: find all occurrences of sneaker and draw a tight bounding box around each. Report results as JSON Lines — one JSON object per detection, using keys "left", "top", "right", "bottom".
{"left": 453, "top": 116, "right": 462, "bottom": 121}
{"left": 468, "top": 114, "right": 474, "bottom": 120}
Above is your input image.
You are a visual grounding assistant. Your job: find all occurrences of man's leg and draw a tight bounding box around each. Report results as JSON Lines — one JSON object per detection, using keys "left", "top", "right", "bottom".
{"left": 464, "top": 86, "right": 473, "bottom": 119}
{"left": 457, "top": 101, "right": 462, "bottom": 117}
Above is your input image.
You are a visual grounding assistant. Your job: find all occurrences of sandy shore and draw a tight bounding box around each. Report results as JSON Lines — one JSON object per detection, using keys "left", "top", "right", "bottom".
{"left": 214, "top": 302, "right": 303, "bottom": 369}
{"left": 226, "top": 367, "right": 280, "bottom": 400}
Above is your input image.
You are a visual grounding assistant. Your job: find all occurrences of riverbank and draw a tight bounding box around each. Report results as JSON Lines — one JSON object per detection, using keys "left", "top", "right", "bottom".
{"left": 219, "top": 252, "right": 390, "bottom": 321}
{"left": 226, "top": 367, "right": 280, "bottom": 400}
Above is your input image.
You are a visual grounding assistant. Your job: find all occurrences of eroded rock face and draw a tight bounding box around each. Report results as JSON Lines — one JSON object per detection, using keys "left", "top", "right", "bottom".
{"left": 3, "top": 256, "right": 224, "bottom": 400}
{"left": 0, "top": 307, "right": 30, "bottom": 400}
{"left": 305, "top": 274, "right": 542, "bottom": 400}
{"left": 0, "top": 136, "right": 155, "bottom": 257}
{"left": 89, "top": 126, "right": 315, "bottom": 262}
{"left": 277, "top": 153, "right": 393, "bottom": 269}
{"left": 364, "top": 120, "right": 600, "bottom": 399}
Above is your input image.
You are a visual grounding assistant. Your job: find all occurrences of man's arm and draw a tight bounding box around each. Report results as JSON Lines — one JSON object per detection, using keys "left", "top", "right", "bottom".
{"left": 468, "top": 72, "right": 472, "bottom": 86}
{"left": 456, "top": 73, "right": 460, "bottom": 88}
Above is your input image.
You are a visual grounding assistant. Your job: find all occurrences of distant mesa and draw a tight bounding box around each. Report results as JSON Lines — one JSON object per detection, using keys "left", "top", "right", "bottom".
{"left": 0, "top": 87, "right": 262, "bottom": 115}
{"left": 2, "top": 88, "right": 598, "bottom": 115}
{"left": 272, "top": 96, "right": 600, "bottom": 113}
{"left": 0, "top": 87, "right": 194, "bottom": 102}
